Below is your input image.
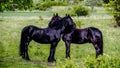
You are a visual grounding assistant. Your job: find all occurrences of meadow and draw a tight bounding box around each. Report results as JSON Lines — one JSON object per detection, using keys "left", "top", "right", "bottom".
{"left": 0, "top": 7, "right": 120, "bottom": 68}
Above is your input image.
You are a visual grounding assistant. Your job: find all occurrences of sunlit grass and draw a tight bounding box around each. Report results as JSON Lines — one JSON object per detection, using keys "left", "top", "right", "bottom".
{"left": 0, "top": 16, "right": 120, "bottom": 68}
{"left": 0, "top": 7, "right": 120, "bottom": 68}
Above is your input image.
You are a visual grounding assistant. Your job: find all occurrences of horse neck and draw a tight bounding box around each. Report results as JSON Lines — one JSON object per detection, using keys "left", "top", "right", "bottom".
{"left": 54, "top": 26, "right": 66, "bottom": 34}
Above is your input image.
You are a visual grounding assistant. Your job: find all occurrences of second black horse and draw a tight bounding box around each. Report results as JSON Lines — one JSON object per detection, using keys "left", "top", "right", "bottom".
{"left": 48, "top": 14, "right": 103, "bottom": 58}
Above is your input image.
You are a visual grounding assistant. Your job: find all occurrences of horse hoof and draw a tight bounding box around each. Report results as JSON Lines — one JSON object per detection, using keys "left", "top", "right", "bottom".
{"left": 66, "top": 57, "right": 71, "bottom": 59}
{"left": 48, "top": 58, "right": 56, "bottom": 62}
{"left": 24, "top": 58, "right": 30, "bottom": 61}
{"left": 26, "top": 58, "right": 30, "bottom": 61}
{"left": 66, "top": 56, "right": 71, "bottom": 59}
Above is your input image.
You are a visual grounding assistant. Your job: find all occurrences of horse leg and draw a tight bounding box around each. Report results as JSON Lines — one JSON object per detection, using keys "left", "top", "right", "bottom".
{"left": 90, "top": 35, "right": 103, "bottom": 58}
{"left": 65, "top": 40, "right": 71, "bottom": 58}
{"left": 92, "top": 42, "right": 102, "bottom": 58}
{"left": 48, "top": 42, "right": 58, "bottom": 62}
{"left": 24, "top": 44, "right": 30, "bottom": 60}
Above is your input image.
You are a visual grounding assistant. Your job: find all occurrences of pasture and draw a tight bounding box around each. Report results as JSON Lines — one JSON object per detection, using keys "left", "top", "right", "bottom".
{"left": 0, "top": 7, "right": 120, "bottom": 68}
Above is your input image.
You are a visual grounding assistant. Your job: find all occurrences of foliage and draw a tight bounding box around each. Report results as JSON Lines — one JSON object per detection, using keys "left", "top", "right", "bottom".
{"left": 84, "top": 55, "right": 120, "bottom": 68}
{"left": 74, "top": 4, "right": 90, "bottom": 16}
{"left": 0, "top": 0, "right": 33, "bottom": 12}
{"left": 113, "top": 0, "right": 120, "bottom": 26}
{"left": 103, "top": 0, "right": 110, "bottom": 4}
{"left": 85, "top": 0, "right": 103, "bottom": 7}
{"left": 34, "top": 1, "right": 68, "bottom": 10}
{"left": 107, "top": 0, "right": 120, "bottom": 26}
{"left": 67, "top": 4, "right": 90, "bottom": 16}
{"left": 85, "top": 0, "right": 103, "bottom": 13}
{"left": 74, "top": 19, "right": 82, "bottom": 28}
{"left": 56, "top": 59, "right": 79, "bottom": 68}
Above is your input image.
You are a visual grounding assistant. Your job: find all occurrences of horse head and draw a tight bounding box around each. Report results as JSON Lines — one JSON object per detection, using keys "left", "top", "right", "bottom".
{"left": 62, "top": 14, "right": 76, "bottom": 33}
{"left": 49, "top": 14, "right": 76, "bottom": 33}
{"left": 48, "top": 13, "right": 62, "bottom": 27}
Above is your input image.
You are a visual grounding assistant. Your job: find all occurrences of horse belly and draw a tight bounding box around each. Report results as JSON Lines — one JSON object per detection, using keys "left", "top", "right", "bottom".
{"left": 33, "top": 39, "right": 50, "bottom": 44}
{"left": 71, "top": 37, "right": 88, "bottom": 44}
{"left": 32, "top": 35, "right": 51, "bottom": 44}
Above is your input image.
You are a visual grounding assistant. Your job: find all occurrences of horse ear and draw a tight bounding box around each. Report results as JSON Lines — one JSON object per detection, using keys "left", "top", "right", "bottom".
{"left": 66, "top": 14, "right": 70, "bottom": 17}
{"left": 53, "top": 13, "right": 55, "bottom": 16}
{"left": 66, "top": 14, "right": 68, "bottom": 16}
{"left": 67, "top": 14, "right": 70, "bottom": 17}
{"left": 56, "top": 13, "right": 58, "bottom": 16}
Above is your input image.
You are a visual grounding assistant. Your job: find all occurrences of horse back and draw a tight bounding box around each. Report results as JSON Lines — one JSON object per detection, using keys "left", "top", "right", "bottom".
{"left": 88, "top": 27, "right": 103, "bottom": 38}
{"left": 22, "top": 25, "right": 60, "bottom": 43}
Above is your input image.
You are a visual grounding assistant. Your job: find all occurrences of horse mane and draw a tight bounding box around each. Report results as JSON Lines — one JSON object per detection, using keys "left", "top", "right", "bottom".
{"left": 49, "top": 14, "right": 76, "bottom": 32}
{"left": 49, "top": 16, "right": 67, "bottom": 30}
{"left": 48, "top": 13, "right": 62, "bottom": 27}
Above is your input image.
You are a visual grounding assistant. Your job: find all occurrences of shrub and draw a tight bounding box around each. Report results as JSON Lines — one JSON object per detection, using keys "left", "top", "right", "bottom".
{"left": 113, "top": 0, "right": 120, "bottom": 26}
{"left": 67, "top": 4, "right": 90, "bottom": 16}
{"left": 74, "top": 20, "right": 82, "bottom": 28}
{"left": 84, "top": 55, "right": 120, "bottom": 68}
{"left": 0, "top": 0, "right": 33, "bottom": 11}
{"left": 107, "top": 0, "right": 120, "bottom": 26}
{"left": 56, "top": 59, "right": 79, "bottom": 68}
{"left": 114, "top": 14, "right": 120, "bottom": 26}
{"left": 35, "top": 1, "right": 68, "bottom": 10}
{"left": 74, "top": 5, "right": 90, "bottom": 16}
{"left": 66, "top": 7, "right": 76, "bottom": 16}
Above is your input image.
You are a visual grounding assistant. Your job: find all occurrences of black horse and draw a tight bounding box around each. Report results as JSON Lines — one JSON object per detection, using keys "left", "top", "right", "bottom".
{"left": 48, "top": 15, "right": 103, "bottom": 58}
{"left": 19, "top": 14, "right": 76, "bottom": 62}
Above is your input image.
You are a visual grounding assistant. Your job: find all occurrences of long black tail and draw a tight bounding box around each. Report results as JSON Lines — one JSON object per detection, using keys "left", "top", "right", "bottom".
{"left": 88, "top": 27, "right": 103, "bottom": 56}
{"left": 99, "top": 32, "right": 103, "bottom": 55}
{"left": 19, "top": 32, "right": 25, "bottom": 56}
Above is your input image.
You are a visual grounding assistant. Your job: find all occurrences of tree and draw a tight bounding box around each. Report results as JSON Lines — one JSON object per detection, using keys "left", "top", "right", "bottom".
{"left": 103, "top": 0, "right": 110, "bottom": 4}
{"left": 85, "top": 0, "right": 103, "bottom": 13}
{"left": 112, "top": 0, "right": 120, "bottom": 26}
{"left": 0, "top": 0, "right": 33, "bottom": 12}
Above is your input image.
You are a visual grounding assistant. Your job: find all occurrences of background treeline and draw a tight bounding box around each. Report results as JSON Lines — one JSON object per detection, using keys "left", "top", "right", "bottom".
{"left": 0, "top": 0, "right": 33, "bottom": 11}
{"left": 104, "top": 0, "right": 120, "bottom": 26}
{"left": 0, "top": 0, "right": 120, "bottom": 26}
{"left": 0, "top": 0, "right": 103, "bottom": 12}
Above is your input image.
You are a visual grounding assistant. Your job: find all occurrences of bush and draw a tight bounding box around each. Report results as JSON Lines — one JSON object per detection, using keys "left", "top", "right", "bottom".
{"left": 74, "top": 20, "right": 82, "bottom": 28}
{"left": 35, "top": 1, "right": 68, "bottom": 10}
{"left": 84, "top": 55, "right": 120, "bottom": 68}
{"left": 114, "top": 0, "right": 120, "bottom": 26}
{"left": 114, "top": 14, "right": 120, "bottom": 26}
{"left": 107, "top": 0, "right": 120, "bottom": 26}
{"left": 74, "top": 5, "right": 90, "bottom": 16}
{"left": 0, "top": 0, "right": 33, "bottom": 11}
{"left": 67, "top": 4, "right": 90, "bottom": 16}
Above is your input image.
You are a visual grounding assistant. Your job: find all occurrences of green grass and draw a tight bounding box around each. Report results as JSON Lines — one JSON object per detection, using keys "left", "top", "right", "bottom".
{"left": 0, "top": 17, "right": 120, "bottom": 68}
{"left": 0, "top": 11, "right": 54, "bottom": 17}
{"left": 0, "top": 7, "right": 120, "bottom": 68}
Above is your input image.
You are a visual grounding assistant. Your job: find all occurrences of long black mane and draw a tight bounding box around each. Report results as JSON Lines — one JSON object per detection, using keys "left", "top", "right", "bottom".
{"left": 49, "top": 15, "right": 76, "bottom": 33}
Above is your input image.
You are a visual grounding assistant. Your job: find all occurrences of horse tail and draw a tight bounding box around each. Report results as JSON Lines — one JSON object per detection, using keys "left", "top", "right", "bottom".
{"left": 88, "top": 27, "right": 103, "bottom": 55}
{"left": 19, "top": 26, "right": 30, "bottom": 56}
{"left": 99, "top": 31, "right": 103, "bottom": 55}
{"left": 19, "top": 30, "right": 25, "bottom": 56}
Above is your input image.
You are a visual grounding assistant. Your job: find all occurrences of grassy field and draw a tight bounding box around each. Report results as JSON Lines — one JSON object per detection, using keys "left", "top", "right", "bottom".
{"left": 0, "top": 7, "right": 120, "bottom": 68}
